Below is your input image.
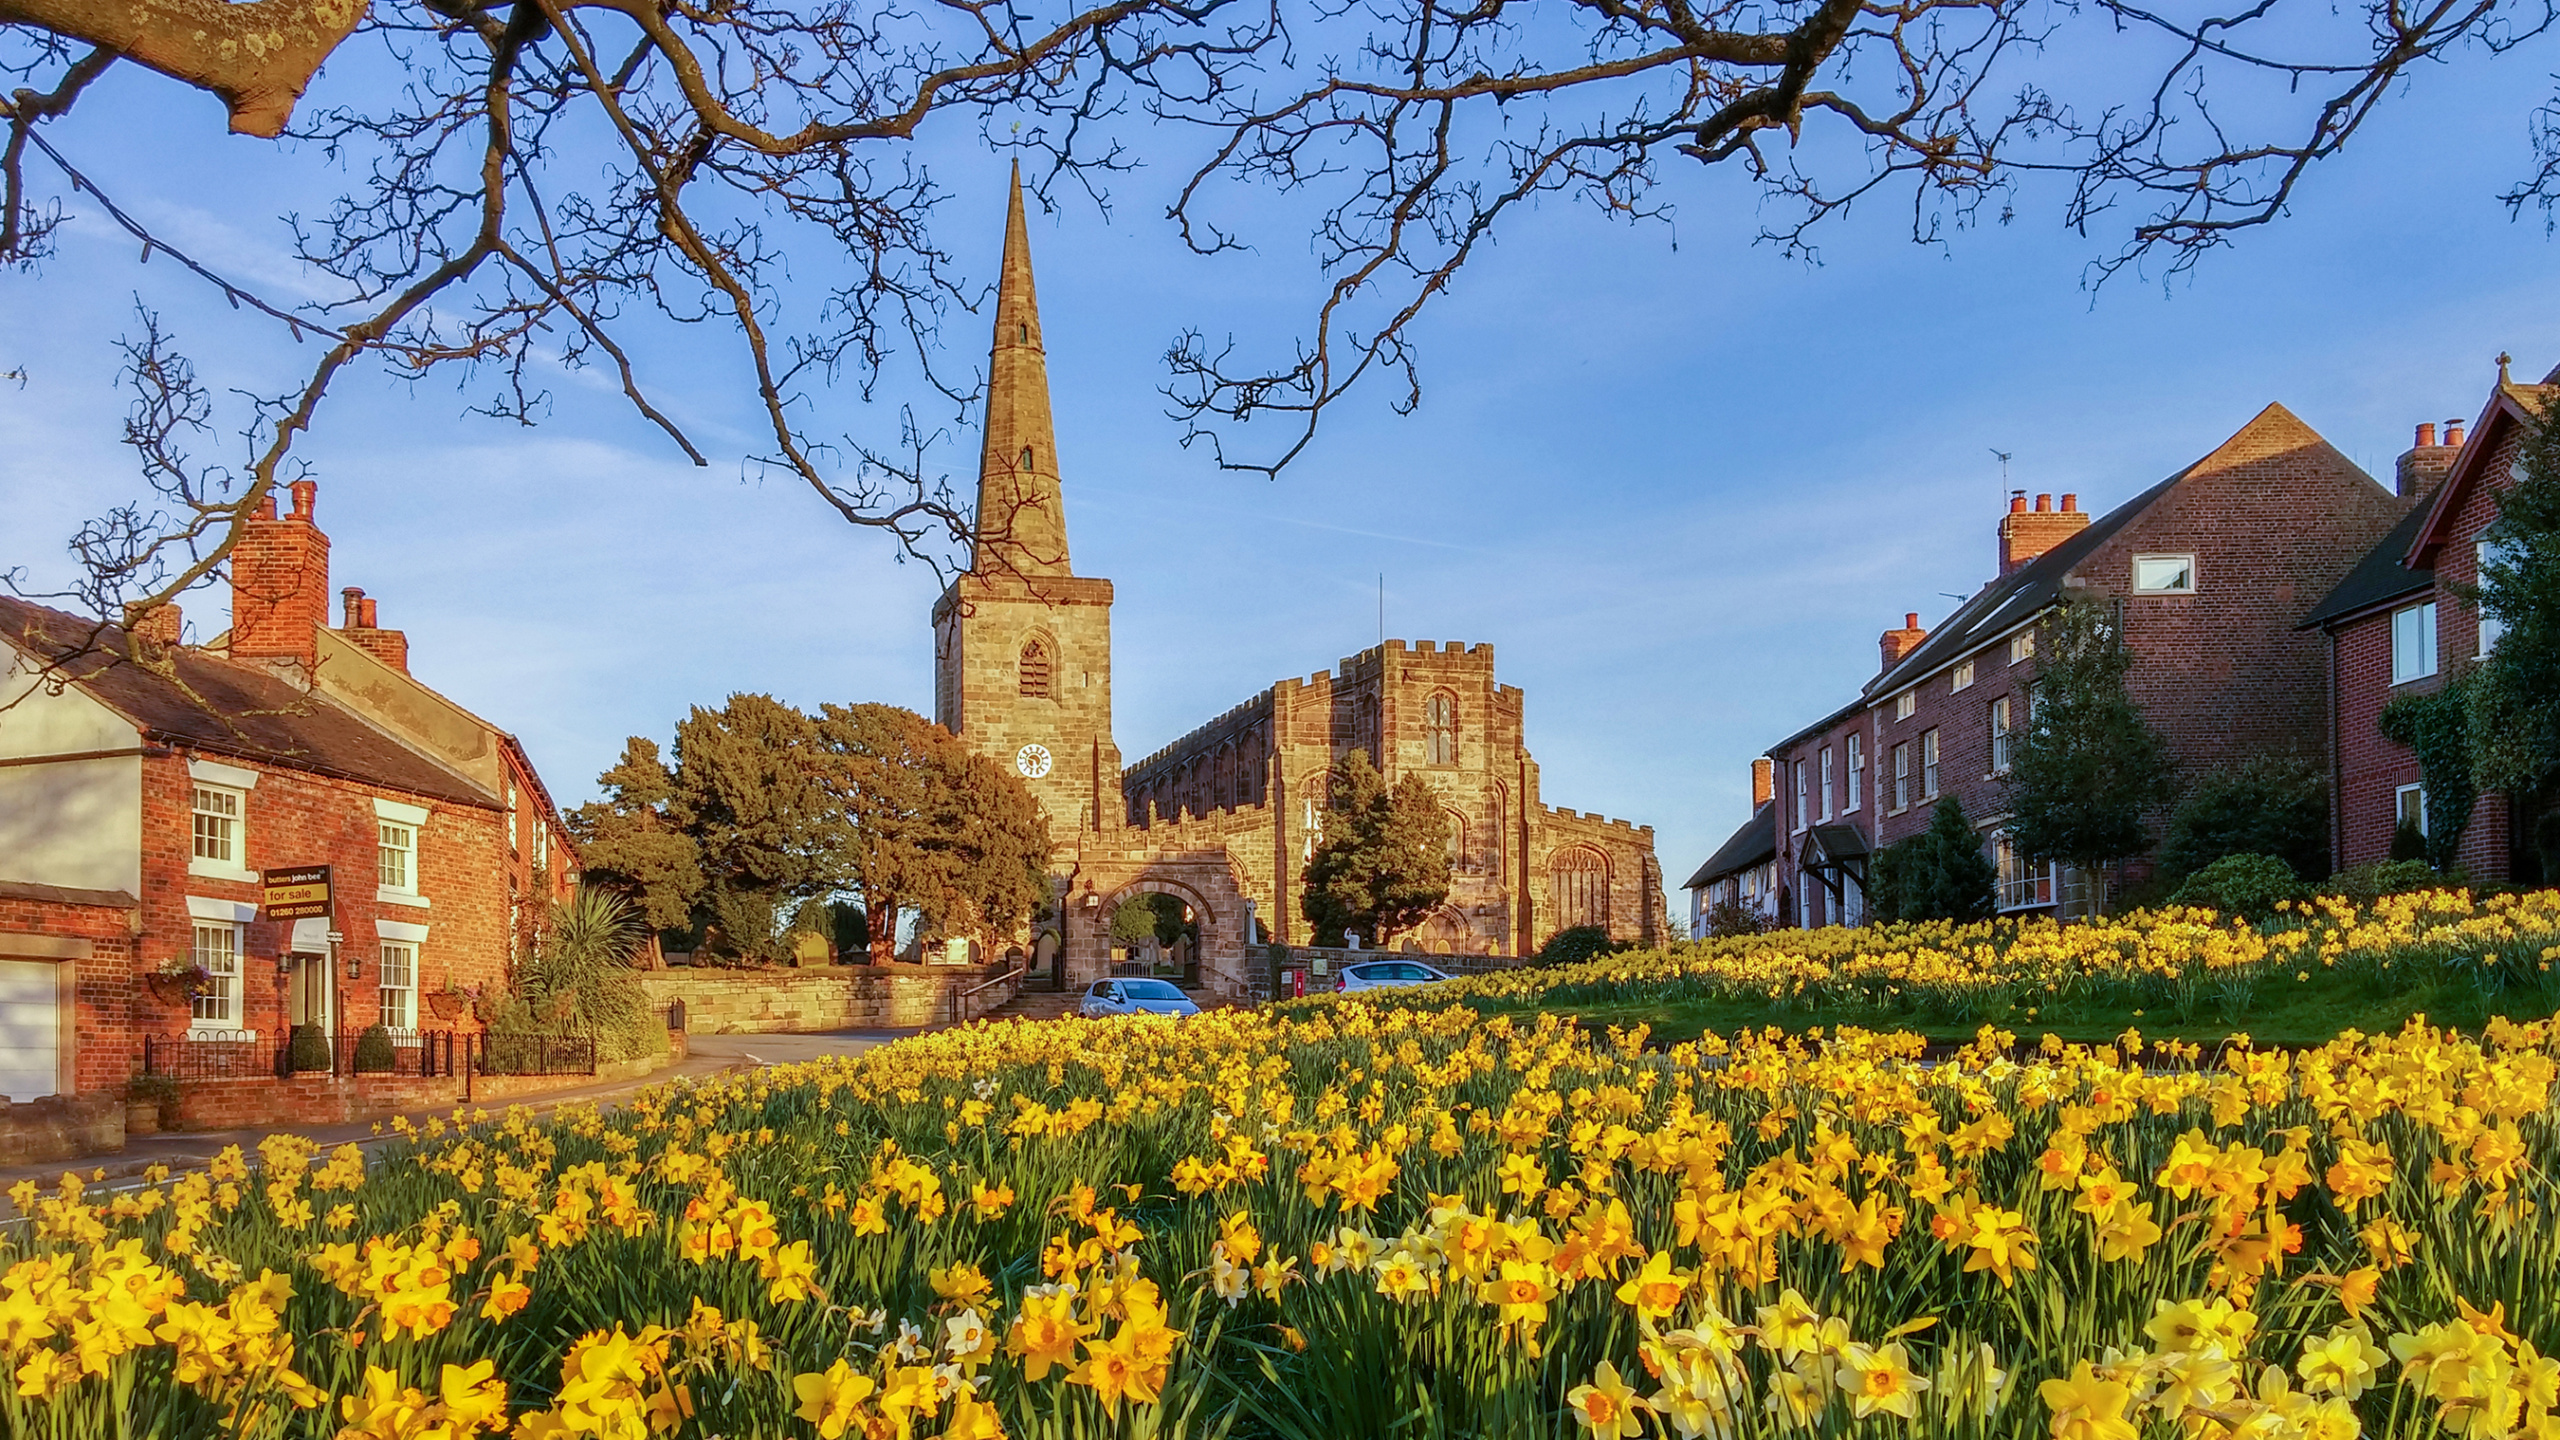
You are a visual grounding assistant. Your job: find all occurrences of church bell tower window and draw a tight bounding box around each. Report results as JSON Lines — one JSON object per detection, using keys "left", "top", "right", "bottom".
{"left": 1424, "top": 692, "right": 1457, "bottom": 766}
{"left": 1019, "top": 639, "right": 1053, "bottom": 698}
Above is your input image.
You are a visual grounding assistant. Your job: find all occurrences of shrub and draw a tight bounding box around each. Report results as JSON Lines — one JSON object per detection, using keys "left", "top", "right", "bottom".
{"left": 351, "top": 1024, "right": 397, "bottom": 1074}
{"left": 1699, "top": 901, "right": 1779, "bottom": 938}
{"left": 2391, "top": 819, "right": 2430, "bottom": 863}
{"left": 1888, "top": 796, "right": 1997, "bottom": 924}
{"left": 505, "top": 890, "right": 664, "bottom": 1063}
{"left": 2166, "top": 854, "right": 2307, "bottom": 919}
{"left": 1532, "top": 925, "right": 1619, "bottom": 969}
{"left": 2322, "top": 859, "right": 2446, "bottom": 906}
{"left": 285, "top": 1024, "right": 331, "bottom": 1074}
{"left": 2158, "top": 754, "right": 2329, "bottom": 884}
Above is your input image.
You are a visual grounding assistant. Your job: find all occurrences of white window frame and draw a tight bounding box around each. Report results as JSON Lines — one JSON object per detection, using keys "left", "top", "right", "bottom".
{"left": 2395, "top": 783, "right": 2427, "bottom": 838}
{"left": 2391, "top": 601, "right": 2439, "bottom": 685}
{"left": 1793, "top": 762, "right": 1808, "bottom": 833}
{"left": 183, "top": 896, "right": 259, "bottom": 1038}
{"left": 1845, "top": 734, "right": 1863, "bottom": 812}
{"left": 375, "top": 797, "right": 430, "bottom": 908}
{"left": 1994, "top": 834, "right": 2058, "bottom": 912}
{"left": 1989, "top": 696, "right": 2013, "bottom": 775}
{"left": 1951, "top": 661, "right": 1974, "bottom": 692}
{"left": 1892, "top": 742, "right": 1910, "bottom": 812}
{"left": 2008, "top": 632, "right": 2036, "bottom": 666}
{"left": 186, "top": 759, "right": 259, "bottom": 883}
{"left": 1819, "top": 747, "right": 1834, "bottom": 822}
{"left": 506, "top": 781, "right": 519, "bottom": 853}
{"left": 377, "top": 940, "right": 419, "bottom": 1033}
{"left": 2132, "top": 554, "right": 2199, "bottom": 595}
{"left": 1921, "top": 728, "right": 1941, "bottom": 799}
{"left": 1893, "top": 691, "right": 1916, "bottom": 721}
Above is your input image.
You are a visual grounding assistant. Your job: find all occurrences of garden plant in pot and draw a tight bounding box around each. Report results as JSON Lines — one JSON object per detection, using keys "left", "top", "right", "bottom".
{"left": 123, "top": 1073, "right": 177, "bottom": 1135}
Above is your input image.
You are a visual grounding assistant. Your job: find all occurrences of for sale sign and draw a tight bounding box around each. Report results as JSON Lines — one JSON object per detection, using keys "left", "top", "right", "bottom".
{"left": 261, "top": 865, "right": 333, "bottom": 921}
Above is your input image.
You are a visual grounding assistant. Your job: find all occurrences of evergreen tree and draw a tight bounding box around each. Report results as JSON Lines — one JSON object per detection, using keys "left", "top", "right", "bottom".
{"left": 1300, "top": 751, "right": 1453, "bottom": 946}
{"left": 564, "top": 737, "right": 705, "bottom": 936}
{"left": 2156, "top": 754, "right": 2329, "bottom": 884}
{"left": 2006, "top": 600, "right": 2174, "bottom": 910}
{"left": 1903, "top": 794, "right": 1999, "bottom": 923}
{"left": 2465, "top": 404, "right": 2560, "bottom": 814}
{"left": 669, "top": 695, "right": 858, "bottom": 962}
{"left": 819, "top": 703, "right": 1051, "bottom": 962}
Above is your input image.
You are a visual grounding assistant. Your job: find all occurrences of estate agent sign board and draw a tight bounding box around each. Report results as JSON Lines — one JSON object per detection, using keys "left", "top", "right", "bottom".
{"left": 261, "top": 865, "right": 334, "bottom": 922}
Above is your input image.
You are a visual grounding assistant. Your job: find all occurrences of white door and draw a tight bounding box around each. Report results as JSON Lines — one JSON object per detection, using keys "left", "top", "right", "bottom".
{"left": 0, "top": 960, "right": 61, "bottom": 1101}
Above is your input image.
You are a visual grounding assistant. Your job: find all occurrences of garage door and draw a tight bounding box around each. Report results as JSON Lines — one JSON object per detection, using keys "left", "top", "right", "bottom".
{"left": 0, "top": 960, "right": 60, "bottom": 1101}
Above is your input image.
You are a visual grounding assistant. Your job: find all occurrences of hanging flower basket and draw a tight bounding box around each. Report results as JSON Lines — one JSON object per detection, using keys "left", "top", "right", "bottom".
{"left": 424, "top": 990, "right": 468, "bottom": 1022}
{"left": 146, "top": 963, "right": 210, "bottom": 1006}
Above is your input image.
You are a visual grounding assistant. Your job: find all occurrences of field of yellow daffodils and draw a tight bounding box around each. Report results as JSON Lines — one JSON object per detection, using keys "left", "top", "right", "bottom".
{"left": 9, "top": 898, "right": 2560, "bottom": 1438}
{"left": 1383, "top": 888, "right": 2560, "bottom": 1044}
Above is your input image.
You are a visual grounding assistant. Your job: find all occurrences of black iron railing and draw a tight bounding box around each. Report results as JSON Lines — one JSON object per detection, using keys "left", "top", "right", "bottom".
{"left": 472, "top": 1032, "right": 596, "bottom": 1077}
{"left": 141, "top": 1029, "right": 460, "bottom": 1081}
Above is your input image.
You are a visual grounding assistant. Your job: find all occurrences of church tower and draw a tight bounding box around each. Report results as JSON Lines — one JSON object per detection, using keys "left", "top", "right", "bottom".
{"left": 932, "top": 166, "right": 1123, "bottom": 835}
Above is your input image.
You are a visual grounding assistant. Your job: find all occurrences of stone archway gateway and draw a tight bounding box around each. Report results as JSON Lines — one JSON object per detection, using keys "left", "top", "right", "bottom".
{"left": 1058, "top": 848, "right": 1256, "bottom": 1001}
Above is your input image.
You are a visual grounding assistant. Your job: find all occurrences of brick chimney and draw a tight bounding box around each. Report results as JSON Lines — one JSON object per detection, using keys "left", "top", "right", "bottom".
{"left": 122, "top": 601, "right": 182, "bottom": 649}
{"left": 338, "top": 586, "right": 410, "bottom": 673}
{"left": 1749, "top": 757, "right": 1774, "bottom": 810}
{"left": 228, "top": 479, "right": 330, "bottom": 672}
{"left": 1881, "top": 612, "right": 1928, "bottom": 670}
{"left": 2395, "top": 421, "right": 2462, "bottom": 499}
{"left": 1999, "top": 492, "right": 2090, "bottom": 576}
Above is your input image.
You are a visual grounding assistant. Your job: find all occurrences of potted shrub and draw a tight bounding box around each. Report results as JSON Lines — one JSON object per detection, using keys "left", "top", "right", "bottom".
{"left": 124, "top": 1073, "right": 177, "bottom": 1135}
{"left": 285, "top": 1023, "right": 332, "bottom": 1075}
{"left": 351, "top": 1024, "right": 397, "bottom": 1074}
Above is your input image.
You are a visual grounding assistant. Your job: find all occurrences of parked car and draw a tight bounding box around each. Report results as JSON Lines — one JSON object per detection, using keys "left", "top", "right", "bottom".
{"left": 1335, "top": 959, "right": 1455, "bottom": 993}
{"left": 1079, "top": 977, "right": 1202, "bottom": 1018}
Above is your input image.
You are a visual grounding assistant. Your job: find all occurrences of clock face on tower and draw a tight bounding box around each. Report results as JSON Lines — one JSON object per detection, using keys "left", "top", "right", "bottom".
{"left": 1015, "top": 743, "right": 1053, "bottom": 779}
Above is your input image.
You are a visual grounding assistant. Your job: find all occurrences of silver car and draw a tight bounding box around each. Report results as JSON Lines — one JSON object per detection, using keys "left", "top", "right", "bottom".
{"left": 1333, "top": 959, "right": 1455, "bottom": 993}
{"left": 1079, "top": 977, "right": 1202, "bottom": 1018}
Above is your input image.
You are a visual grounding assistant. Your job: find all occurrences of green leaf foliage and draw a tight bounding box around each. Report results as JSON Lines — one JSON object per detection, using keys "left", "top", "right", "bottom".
{"left": 2006, "top": 600, "right": 2174, "bottom": 891}
{"left": 505, "top": 889, "right": 664, "bottom": 1063}
{"left": 1300, "top": 751, "right": 1452, "bottom": 947}
{"left": 1532, "top": 924, "right": 1621, "bottom": 968}
{"left": 2157, "top": 753, "right": 2329, "bottom": 884}
{"left": 564, "top": 737, "right": 706, "bottom": 934}
{"left": 2166, "top": 853, "right": 2308, "bottom": 919}
{"left": 2379, "top": 679, "right": 2474, "bottom": 871}
{"left": 2466, "top": 398, "right": 2560, "bottom": 799}
{"left": 1883, "top": 793, "right": 1998, "bottom": 924}
{"left": 819, "top": 702, "right": 1051, "bottom": 962}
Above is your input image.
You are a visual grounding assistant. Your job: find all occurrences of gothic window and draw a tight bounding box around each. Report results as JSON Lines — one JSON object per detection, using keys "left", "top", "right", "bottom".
{"left": 1424, "top": 692, "right": 1457, "bottom": 765}
{"left": 1019, "top": 639, "right": 1052, "bottom": 698}
{"left": 1550, "top": 848, "right": 1610, "bottom": 930}
{"left": 1020, "top": 446, "right": 1035, "bottom": 471}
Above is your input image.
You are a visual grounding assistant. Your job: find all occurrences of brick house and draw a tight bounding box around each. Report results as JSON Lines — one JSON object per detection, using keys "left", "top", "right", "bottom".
{"left": 1682, "top": 760, "right": 1779, "bottom": 936}
{"left": 0, "top": 479, "right": 577, "bottom": 1110}
{"left": 1723, "top": 403, "right": 2407, "bottom": 926}
{"left": 2306, "top": 360, "right": 2559, "bottom": 877}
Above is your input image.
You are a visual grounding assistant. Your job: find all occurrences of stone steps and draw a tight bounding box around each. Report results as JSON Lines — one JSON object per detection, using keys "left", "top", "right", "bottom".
{"left": 978, "top": 989, "right": 1082, "bottom": 1024}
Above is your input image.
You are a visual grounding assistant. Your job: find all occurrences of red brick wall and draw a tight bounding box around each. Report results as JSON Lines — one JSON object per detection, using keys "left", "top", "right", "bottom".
{"left": 133, "top": 751, "right": 509, "bottom": 1059}
{"left": 0, "top": 895, "right": 136, "bottom": 1094}
{"left": 227, "top": 482, "right": 332, "bottom": 670}
{"left": 2329, "top": 613, "right": 2428, "bottom": 870}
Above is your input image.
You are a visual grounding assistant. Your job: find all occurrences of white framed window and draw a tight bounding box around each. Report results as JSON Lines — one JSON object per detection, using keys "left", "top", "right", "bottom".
{"left": 1893, "top": 691, "right": 1916, "bottom": 721}
{"left": 1989, "top": 696, "right": 2013, "bottom": 774}
{"left": 2395, "top": 783, "right": 2427, "bottom": 837}
{"left": 2478, "top": 538, "right": 2513, "bottom": 656}
{"left": 189, "top": 922, "right": 241, "bottom": 1029}
{"left": 506, "top": 781, "right": 519, "bottom": 852}
{"left": 375, "top": 798, "right": 430, "bottom": 906}
{"left": 534, "top": 819, "right": 550, "bottom": 873}
{"left": 2008, "top": 631, "right": 2037, "bottom": 666}
{"left": 186, "top": 760, "right": 259, "bottom": 882}
{"left": 2132, "top": 554, "right": 2198, "bottom": 595}
{"left": 1819, "top": 747, "right": 1834, "bottom": 821}
{"left": 1845, "top": 734, "right": 1864, "bottom": 812}
{"left": 2391, "top": 601, "right": 2438, "bottom": 685}
{"left": 1793, "top": 762, "right": 1808, "bottom": 832}
{"left": 1995, "top": 834, "right": 2057, "bottom": 911}
{"left": 1951, "top": 661, "right": 1974, "bottom": 692}
{"left": 1892, "top": 742, "right": 1910, "bottom": 811}
{"left": 378, "top": 941, "right": 418, "bottom": 1032}
{"left": 1922, "top": 728, "right": 1941, "bottom": 799}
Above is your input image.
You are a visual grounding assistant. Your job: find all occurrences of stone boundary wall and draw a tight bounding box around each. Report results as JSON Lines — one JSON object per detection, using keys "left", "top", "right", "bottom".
{"left": 639, "top": 964, "right": 1017, "bottom": 1034}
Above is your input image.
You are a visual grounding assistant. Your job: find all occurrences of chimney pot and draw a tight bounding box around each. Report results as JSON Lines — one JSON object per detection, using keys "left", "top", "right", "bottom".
{"left": 254, "top": 494, "right": 277, "bottom": 521}
{"left": 2060, "top": 493, "right": 2077, "bottom": 512}
{"left": 2417, "top": 422, "right": 2438, "bottom": 448}
{"left": 2447, "top": 420, "right": 2466, "bottom": 448}
{"left": 360, "top": 597, "right": 378, "bottom": 629}
{"left": 288, "top": 478, "right": 317, "bottom": 522}
{"left": 2034, "top": 493, "right": 2053, "bottom": 512}
{"left": 2008, "top": 494, "right": 2028, "bottom": 514}
{"left": 342, "top": 586, "right": 366, "bottom": 628}
{"left": 1905, "top": 612, "right": 1920, "bottom": 629}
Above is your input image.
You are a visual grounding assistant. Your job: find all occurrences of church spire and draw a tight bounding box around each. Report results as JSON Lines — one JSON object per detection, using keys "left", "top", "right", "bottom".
{"left": 973, "top": 162, "right": 1071, "bottom": 576}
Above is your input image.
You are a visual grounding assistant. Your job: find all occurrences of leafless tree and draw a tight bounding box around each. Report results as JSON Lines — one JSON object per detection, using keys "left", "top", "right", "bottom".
{"left": 3, "top": 0, "right": 2553, "bottom": 633}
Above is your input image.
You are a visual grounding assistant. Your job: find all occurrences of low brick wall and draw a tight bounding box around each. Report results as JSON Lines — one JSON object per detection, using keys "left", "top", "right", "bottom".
{"left": 168, "top": 1035, "right": 685, "bottom": 1132}
{"left": 640, "top": 964, "right": 1016, "bottom": 1034}
{"left": 0, "top": 1094, "right": 121, "bottom": 1165}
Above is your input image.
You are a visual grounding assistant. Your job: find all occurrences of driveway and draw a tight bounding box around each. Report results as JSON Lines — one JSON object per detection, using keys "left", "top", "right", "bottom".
{"left": 0, "top": 1027, "right": 906, "bottom": 1204}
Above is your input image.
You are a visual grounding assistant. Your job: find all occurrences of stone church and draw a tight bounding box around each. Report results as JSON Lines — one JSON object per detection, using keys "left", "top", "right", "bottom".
{"left": 933, "top": 171, "right": 1665, "bottom": 999}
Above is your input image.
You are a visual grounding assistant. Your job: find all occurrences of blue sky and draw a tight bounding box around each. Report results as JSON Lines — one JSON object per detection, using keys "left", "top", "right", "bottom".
{"left": 3, "top": 31, "right": 2557, "bottom": 911}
